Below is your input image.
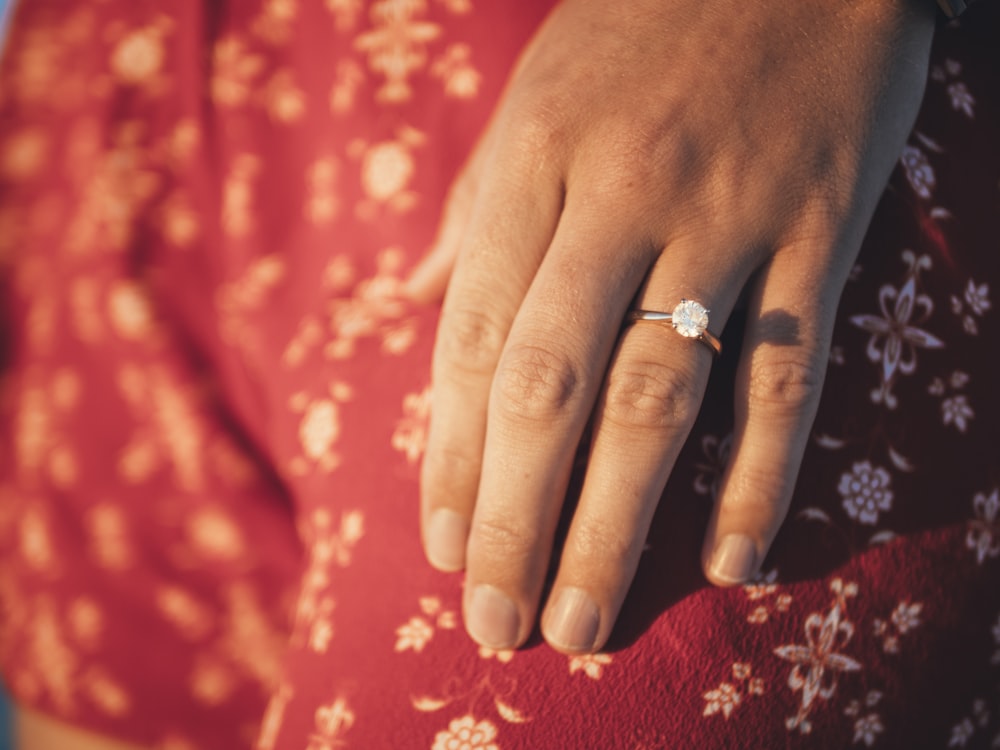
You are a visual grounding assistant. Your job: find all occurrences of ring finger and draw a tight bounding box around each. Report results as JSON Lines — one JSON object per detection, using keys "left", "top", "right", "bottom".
{"left": 540, "top": 247, "right": 749, "bottom": 652}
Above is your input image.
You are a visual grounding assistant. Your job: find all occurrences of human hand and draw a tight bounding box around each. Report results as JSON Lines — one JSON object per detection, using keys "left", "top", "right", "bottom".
{"left": 406, "top": 0, "right": 936, "bottom": 653}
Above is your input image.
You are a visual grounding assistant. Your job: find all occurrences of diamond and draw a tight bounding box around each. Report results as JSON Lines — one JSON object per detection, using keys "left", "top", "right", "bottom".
{"left": 672, "top": 299, "right": 709, "bottom": 338}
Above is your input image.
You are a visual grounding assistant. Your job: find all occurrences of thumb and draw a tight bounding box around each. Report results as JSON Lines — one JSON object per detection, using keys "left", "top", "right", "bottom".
{"left": 402, "top": 146, "right": 487, "bottom": 304}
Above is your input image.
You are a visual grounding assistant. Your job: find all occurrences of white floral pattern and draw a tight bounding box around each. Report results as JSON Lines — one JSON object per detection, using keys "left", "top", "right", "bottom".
{"left": 964, "top": 280, "right": 991, "bottom": 316}
{"left": 395, "top": 615, "right": 435, "bottom": 652}
{"left": 941, "top": 395, "right": 974, "bottom": 432}
{"left": 307, "top": 697, "right": 355, "bottom": 750}
{"left": 890, "top": 601, "right": 922, "bottom": 635}
{"left": 392, "top": 385, "right": 431, "bottom": 464}
{"left": 394, "top": 597, "right": 457, "bottom": 652}
{"left": 949, "top": 717, "right": 975, "bottom": 747}
{"left": 852, "top": 713, "right": 884, "bottom": 747}
{"left": 703, "top": 682, "right": 740, "bottom": 719}
{"left": 693, "top": 432, "right": 732, "bottom": 499}
{"left": 873, "top": 600, "right": 923, "bottom": 654}
{"left": 900, "top": 145, "right": 936, "bottom": 199}
{"left": 568, "top": 653, "right": 612, "bottom": 680}
{"left": 948, "top": 700, "right": 990, "bottom": 748}
{"left": 744, "top": 570, "right": 792, "bottom": 625}
{"left": 432, "top": 715, "right": 500, "bottom": 750}
{"left": 951, "top": 278, "right": 992, "bottom": 336}
{"left": 967, "top": 488, "right": 999, "bottom": 565}
{"left": 931, "top": 57, "right": 976, "bottom": 118}
{"left": 839, "top": 462, "right": 894, "bottom": 526}
{"left": 947, "top": 82, "right": 975, "bottom": 118}
{"left": 477, "top": 646, "right": 514, "bottom": 663}
{"left": 774, "top": 580, "right": 862, "bottom": 734}
{"left": 850, "top": 251, "right": 944, "bottom": 409}
{"left": 703, "top": 662, "right": 764, "bottom": 721}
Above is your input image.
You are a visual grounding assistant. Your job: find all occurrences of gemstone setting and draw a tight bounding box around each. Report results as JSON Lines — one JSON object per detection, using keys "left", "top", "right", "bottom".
{"left": 671, "top": 299, "right": 709, "bottom": 338}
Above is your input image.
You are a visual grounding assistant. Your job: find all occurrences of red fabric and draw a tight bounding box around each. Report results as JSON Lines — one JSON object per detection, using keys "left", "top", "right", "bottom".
{"left": 0, "top": 2, "right": 997, "bottom": 749}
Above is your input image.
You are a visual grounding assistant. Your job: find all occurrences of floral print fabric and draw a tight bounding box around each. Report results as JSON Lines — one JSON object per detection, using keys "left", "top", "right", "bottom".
{"left": 0, "top": 2, "right": 997, "bottom": 749}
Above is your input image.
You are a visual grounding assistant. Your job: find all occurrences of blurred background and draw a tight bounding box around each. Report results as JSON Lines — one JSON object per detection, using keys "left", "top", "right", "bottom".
{"left": 1, "top": 0, "right": 14, "bottom": 744}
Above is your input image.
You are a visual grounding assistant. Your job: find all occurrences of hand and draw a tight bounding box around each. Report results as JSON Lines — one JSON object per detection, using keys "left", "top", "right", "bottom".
{"left": 406, "top": 0, "right": 936, "bottom": 653}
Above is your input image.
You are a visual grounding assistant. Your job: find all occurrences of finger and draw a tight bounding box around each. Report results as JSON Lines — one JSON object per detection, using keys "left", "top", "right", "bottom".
{"left": 462, "top": 202, "right": 658, "bottom": 650}
{"left": 403, "top": 135, "right": 493, "bottom": 304}
{"left": 419, "top": 137, "right": 563, "bottom": 572}
{"left": 702, "top": 242, "right": 843, "bottom": 586}
{"left": 539, "top": 247, "right": 749, "bottom": 653}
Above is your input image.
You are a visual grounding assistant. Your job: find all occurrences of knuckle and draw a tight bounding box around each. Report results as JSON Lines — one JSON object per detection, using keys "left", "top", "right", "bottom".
{"left": 493, "top": 343, "right": 583, "bottom": 423}
{"left": 603, "top": 359, "right": 700, "bottom": 432}
{"left": 729, "top": 465, "right": 793, "bottom": 518}
{"left": 568, "top": 520, "right": 638, "bottom": 574}
{"left": 487, "top": 112, "right": 563, "bottom": 180}
{"left": 470, "top": 513, "right": 541, "bottom": 561}
{"left": 437, "top": 305, "right": 507, "bottom": 379}
{"left": 421, "top": 442, "right": 480, "bottom": 501}
{"left": 506, "top": 98, "right": 569, "bottom": 157}
{"left": 747, "top": 355, "right": 825, "bottom": 415}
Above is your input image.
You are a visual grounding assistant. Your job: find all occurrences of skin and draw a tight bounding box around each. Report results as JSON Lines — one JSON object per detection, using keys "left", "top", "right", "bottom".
{"left": 407, "top": 0, "right": 937, "bottom": 654}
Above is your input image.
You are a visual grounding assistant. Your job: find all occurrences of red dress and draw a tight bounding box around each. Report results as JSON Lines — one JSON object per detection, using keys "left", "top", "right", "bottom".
{"left": 0, "top": 2, "right": 997, "bottom": 748}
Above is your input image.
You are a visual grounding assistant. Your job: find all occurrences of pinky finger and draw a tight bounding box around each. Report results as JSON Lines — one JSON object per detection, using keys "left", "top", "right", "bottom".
{"left": 702, "top": 255, "right": 839, "bottom": 586}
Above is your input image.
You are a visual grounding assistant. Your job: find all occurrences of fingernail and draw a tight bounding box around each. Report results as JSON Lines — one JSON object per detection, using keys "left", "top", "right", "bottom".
{"left": 544, "top": 587, "right": 600, "bottom": 652}
{"left": 425, "top": 509, "right": 468, "bottom": 571}
{"left": 709, "top": 534, "right": 758, "bottom": 584}
{"left": 466, "top": 585, "right": 520, "bottom": 649}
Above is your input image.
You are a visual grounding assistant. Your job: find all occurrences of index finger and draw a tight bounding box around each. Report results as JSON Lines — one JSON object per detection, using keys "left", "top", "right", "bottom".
{"left": 420, "top": 134, "right": 563, "bottom": 572}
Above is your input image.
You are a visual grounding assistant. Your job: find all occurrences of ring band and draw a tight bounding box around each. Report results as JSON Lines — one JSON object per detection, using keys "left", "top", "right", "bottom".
{"left": 626, "top": 300, "right": 722, "bottom": 356}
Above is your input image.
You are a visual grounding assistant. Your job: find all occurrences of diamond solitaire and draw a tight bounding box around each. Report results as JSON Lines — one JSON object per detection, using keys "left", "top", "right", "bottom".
{"left": 671, "top": 299, "right": 709, "bottom": 338}
{"left": 625, "top": 302, "right": 722, "bottom": 355}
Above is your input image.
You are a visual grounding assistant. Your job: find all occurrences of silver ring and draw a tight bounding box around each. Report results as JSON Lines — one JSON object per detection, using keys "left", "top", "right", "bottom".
{"left": 626, "top": 299, "right": 722, "bottom": 356}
